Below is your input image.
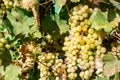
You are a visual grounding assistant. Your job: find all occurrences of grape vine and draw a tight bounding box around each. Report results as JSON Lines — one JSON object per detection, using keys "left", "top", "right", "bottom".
{"left": 0, "top": 0, "right": 120, "bottom": 80}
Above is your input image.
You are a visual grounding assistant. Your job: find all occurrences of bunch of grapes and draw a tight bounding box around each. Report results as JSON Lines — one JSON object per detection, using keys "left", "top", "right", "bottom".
{"left": 3, "top": 0, "right": 13, "bottom": 8}
{"left": 38, "top": 51, "right": 67, "bottom": 80}
{"left": 38, "top": 52, "right": 57, "bottom": 80}
{"left": 0, "top": 3, "right": 6, "bottom": 18}
{"left": 63, "top": 4, "right": 107, "bottom": 79}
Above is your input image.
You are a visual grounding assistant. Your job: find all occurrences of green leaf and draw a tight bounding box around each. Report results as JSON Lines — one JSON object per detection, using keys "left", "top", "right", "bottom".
{"left": 4, "top": 64, "right": 21, "bottom": 80}
{"left": 42, "top": 14, "right": 60, "bottom": 38}
{"left": 89, "top": 9, "right": 108, "bottom": 25}
{"left": 89, "top": 9, "right": 120, "bottom": 33}
{"left": 54, "top": 0, "right": 66, "bottom": 14}
{"left": 54, "top": 5, "right": 62, "bottom": 14}
{"left": 29, "top": 24, "right": 42, "bottom": 38}
{"left": 103, "top": 53, "right": 116, "bottom": 62}
{"left": 55, "top": 15, "right": 69, "bottom": 35}
{"left": 6, "top": 7, "right": 35, "bottom": 35}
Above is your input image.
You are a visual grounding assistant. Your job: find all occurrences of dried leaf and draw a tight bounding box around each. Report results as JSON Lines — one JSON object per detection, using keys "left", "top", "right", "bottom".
{"left": 110, "top": 0, "right": 120, "bottom": 10}
{"left": 103, "top": 53, "right": 120, "bottom": 78}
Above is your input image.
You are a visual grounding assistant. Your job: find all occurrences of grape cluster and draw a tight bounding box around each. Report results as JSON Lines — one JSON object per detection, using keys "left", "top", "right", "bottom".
{"left": 38, "top": 52, "right": 56, "bottom": 80}
{"left": 0, "top": 38, "right": 11, "bottom": 54}
{"left": 3, "top": 0, "right": 13, "bottom": 8}
{"left": 38, "top": 52, "right": 66, "bottom": 80}
{"left": 0, "top": 3, "right": 6, "bottom": 18}
{"left": 63, "top": 4, "right": 106, "bottom": 79}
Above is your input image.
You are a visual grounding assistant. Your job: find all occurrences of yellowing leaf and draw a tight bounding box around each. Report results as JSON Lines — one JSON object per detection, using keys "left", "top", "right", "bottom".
{"left": 103, "top": 60, "right": 120, "bottom": 78}
{"left": 103, "top": 53, "right": 120, "bottom": 78}
{"left": 54, "top": 0, "right": 66, "bottom": 7}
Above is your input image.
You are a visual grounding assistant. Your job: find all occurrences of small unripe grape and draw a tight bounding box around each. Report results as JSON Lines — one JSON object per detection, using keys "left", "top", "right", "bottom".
{"left": 89, "top": 56, "right": 94, "bottom": 61}
{"left": 55, "top": 77, "right": 60, "bottom": 80}
{"left": 90, "top": 44, "right": 95, "bottom": 49}
{"left": 0, "top": 42, "right": 3, "bottom": 48}
{"left": 82, "top": 13, "right": 88, "bottom": 18}
{"left": 83, "top": 54, "right": 89, "bottom": 60}
{"left": 8, "top": 1, "right": 13, "bottom": 6}
{"left": 0, "top": 38, "right": 7, "bottom": 44}
{"left": 84, "top": 63, "right": 90, "bottom": 69}
{"left": 84, "top": 74, "right": 89, "bottom": 79}
{"left": 88, "top": 28, "right": 95, "bottom": 34}
{"left": 5, "top": 44, "right": 11, "bottom": 49}
{"left": 85, "top": 70, "right": 90, "bottom": 76}
{"left": 97, "top": 45, "right": 102, "bottom": 50}
{"left": 100, "top": 47, "right": 106, "bottom": 53}
{"left": 89, "top": 68, "right": 94, "bottom": 73}
{"left": 88, "top": 51, "right": 94, "bottom": 56}
{"left": 79, "top": 71, "right": 84, "bottom": 77}
{"left": 89, "top": 61, "right": 95, "bottom": 66}
{"left": 92, "top": 33, "right": 98, "bottom": 39}
{"left": 68, "top": 73, "right": 77, "bottom": 79}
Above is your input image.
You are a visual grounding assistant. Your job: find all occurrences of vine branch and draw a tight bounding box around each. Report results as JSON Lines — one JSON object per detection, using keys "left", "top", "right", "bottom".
{"left": 65, "top": 3, "right": 70, "bottom": 17}
{"left": 39, "top": 0, "right": 52, "bottom": 6}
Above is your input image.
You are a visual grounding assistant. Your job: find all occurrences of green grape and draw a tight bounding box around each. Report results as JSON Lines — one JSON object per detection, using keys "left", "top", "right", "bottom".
{"left": 5, "top": 44, "right": 11, "bottom": 49}
{"left": 0, "top": 42, "right": 3, "bottom": 48}
{"left": 0, "top": 38, "right": 7, "bottom": 44}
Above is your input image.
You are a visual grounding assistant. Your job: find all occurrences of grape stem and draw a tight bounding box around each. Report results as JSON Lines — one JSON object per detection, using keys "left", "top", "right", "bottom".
{"left": 39, "top": 0, "right": 52, "bottom": 6}
{"left": 38, "top": 61, "right": 63, "bottom": 78}
{"left": 65, "top": 3, "right": 70, "bottom": 17}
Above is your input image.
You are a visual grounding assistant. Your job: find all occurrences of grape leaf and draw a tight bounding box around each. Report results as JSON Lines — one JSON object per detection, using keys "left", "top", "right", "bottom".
{"left": 42, "top": 14, "right": 69, "bottom": 38}
{"left": 54, "top": 0, "right": 66, "bottom": 14}
{"left": 89, "top": 9, "right": 108, "bottom": 26}
{"left": 6, "top": 7, "right": 35, "bottom": 35}
{"left": 102, "top": 53, "right": 116, "bottom": 62}
{"left": 4, "top": 64, "right": 21, "bottom": 80}
{"left": 103, "top": 53, "right": 120, "bottom": 78}
{"left": 42, "top": 14, "right": 60, "bottom": 38}
{"left": 55, "top": 15, "right": 69, "bottom": 35}
{"left": 54, "top": 5, "right": 62, "bottom": 14}
{"left": 89, "top": 9, "right": 120, "bottom": 33}
{"left": 103, "top": 60, "right": 120, "bottom": 78}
